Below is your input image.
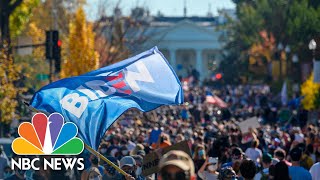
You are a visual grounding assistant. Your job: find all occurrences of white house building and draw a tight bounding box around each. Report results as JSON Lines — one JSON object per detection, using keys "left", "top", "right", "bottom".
{"left": 102, "top": 7, "right": 235, "bottom": 81}
{"left": 144, "top": 17, "right": 227, "bottom": 81}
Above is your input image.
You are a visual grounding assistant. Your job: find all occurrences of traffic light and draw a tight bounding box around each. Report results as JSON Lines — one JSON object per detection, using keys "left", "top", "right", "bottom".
{"left": 52, "top": 31, "right": 61, "bottom": 73}
{"left": 215, "top": 73, "right": 222, "bottom": 80}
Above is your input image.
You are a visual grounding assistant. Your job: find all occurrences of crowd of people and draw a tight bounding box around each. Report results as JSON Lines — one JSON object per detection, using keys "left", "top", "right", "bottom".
{"left": 0, "top": 84, "right": 320, "bottom": 180}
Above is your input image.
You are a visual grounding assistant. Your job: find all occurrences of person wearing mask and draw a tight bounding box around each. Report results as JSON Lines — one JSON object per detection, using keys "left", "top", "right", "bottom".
{"left": 158, "top": 150, "right": 196, "bottom": 180}
{"left": 274, "top": 149, "right": 291, "bottom": 166}
{"left": 132, "top": 155, "right": 145, "bottom": 180}
{"left": 254, "top": 153, "right": 272, "bottom": 180}
{"left": 102, "top": 157, "right": 121, "bottom": 180}
{"left": 120, "top": 156, "right": 144, "bottom": 180}
{"left": 99, "top": 144, "right": 108, "bottom": 157}
{"left": 288, "top": 147, "right": 312, "bottom": 180}
{"left": 309, "top": 162, "right": 320, "bottom": 180}
{"left": 87, "top": 167, "right": 102, "bottom": 180}
{"left": 198, "top": 157, "right": 219, "bottom": 180}
{"left": 81, "top": 155, "right": 105, "bottom": 180}
{"left": 239, "top": 159, "right": 256, "bottom": 180}
{"left": 193, "top": 144, "right": 206, "bottom": 172}
{"left": 245, "top": 140, "right": 262, "bottom": 166}
{"left": 273, "top": 161, "right": 290, "bottom": 180}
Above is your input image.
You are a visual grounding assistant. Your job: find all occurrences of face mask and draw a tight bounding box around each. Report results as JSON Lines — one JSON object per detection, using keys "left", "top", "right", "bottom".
{"left": 208, "top": 165, "right": 216, "bottom": 171}
{"left": 100, "top": 149, "right": 107, "bottom": 154}
{"left": 198, "top": 150, "right": 205, "bottom": 156}
{"left": 136, "top": 167, "right": 142, "bottom": 176}
{"left": 122, "top": 150, "right": 129, "bottom": 155}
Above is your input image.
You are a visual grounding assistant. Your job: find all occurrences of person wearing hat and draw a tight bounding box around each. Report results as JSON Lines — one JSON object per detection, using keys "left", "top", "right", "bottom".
{"left": 130, "top": 144, "right": 145, "bottom": 156}
{"left": 198, "top": 157, "right": 219, "bottom": 180}
{"left": 254, "top": 153, "right": 272, "bottom": 180}
{"left": 119, "top": 156, "right": 144, "bottom": 180}
{"left": 132, "top": 155, "right": 145, "bottom": 179}
{"left": 158, "top": 150, "right": 196, "bottom": 180}
{"left": 288, "top": 147, "right": 312, "bottom": 180}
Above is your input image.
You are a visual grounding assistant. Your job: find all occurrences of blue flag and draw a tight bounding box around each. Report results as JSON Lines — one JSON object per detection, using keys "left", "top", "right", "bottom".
{"left": 30, "top": 47, "right": 183, "bottom": 150}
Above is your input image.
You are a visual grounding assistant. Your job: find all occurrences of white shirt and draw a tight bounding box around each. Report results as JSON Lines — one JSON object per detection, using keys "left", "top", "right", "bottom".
{"left": 310, "top": 162, "right": 320, "bottom": 180}
{"left": 245, "top": 148, "right": 262, "bottom": 164}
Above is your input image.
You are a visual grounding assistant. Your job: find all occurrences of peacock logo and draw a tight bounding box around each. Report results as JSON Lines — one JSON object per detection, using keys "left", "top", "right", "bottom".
{"left": 12, "top": 113, "right": 84, "bottom": 155}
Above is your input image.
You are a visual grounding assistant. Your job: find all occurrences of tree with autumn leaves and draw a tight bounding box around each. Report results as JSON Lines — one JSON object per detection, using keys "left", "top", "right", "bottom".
{"left": 61, "top": 7, "right": 99, "bottom": 78}
{"left": 0, "top": 1, "right": 98, "bottom": 124}
{"left": 301, "top": 74, "right": 320, "bottom": 110}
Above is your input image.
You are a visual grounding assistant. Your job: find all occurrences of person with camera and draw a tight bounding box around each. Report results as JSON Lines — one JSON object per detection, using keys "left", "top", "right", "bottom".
{"left": 198, "top": 157, "right": 219, "bottom": 180}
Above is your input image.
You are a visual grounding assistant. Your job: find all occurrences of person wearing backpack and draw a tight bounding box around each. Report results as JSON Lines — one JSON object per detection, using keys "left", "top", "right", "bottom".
{"left": 254, "top": 153, "right": 272, "bottom": 180}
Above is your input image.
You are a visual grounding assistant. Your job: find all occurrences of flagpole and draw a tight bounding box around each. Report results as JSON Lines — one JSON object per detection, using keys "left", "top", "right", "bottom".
{"left": 23, "top": 102, "right": 128, "bottom": 176}
{"left": 83, "top": 143, "right": 127, "bottom": 175}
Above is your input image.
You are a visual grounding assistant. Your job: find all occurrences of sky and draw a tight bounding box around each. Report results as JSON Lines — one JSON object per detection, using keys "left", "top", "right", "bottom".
{"left": 84, "top": 0, "right": 235, "bottom": 20}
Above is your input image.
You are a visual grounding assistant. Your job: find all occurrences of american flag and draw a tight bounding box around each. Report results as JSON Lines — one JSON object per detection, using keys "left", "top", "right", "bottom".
{"left": 206, "top": 95, "right": 228, "bottom": 108}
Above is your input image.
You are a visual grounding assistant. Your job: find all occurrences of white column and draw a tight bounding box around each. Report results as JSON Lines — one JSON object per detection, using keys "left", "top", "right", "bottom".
{"left": 169, "top": 49, "right": 177, "bottom": 71}
{"left": 196, "top": 49, "right": 203, "bottom": 81}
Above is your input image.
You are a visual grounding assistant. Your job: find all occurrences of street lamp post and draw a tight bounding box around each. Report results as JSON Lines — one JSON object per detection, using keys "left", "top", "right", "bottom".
{"left": 292, "top": 54, "right": 299, "bottom": 91}
{"left": 285, "top": 45, "right": 291, "bottom": 78}
{"left": 277, "top": 43, "right": 284, "bottom": 80}
{"left": 309, "top": 39, "right": 320, "bottom": 83}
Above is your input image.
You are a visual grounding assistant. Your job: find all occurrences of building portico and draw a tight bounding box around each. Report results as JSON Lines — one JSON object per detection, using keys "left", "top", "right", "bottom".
{"left": 146, "top": 20, "right": 223, "bottom": 81}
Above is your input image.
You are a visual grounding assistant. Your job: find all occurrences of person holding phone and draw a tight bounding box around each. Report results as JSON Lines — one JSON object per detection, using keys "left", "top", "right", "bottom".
{"left": 198, "top": 157, "right": 219, "bottom": 180}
